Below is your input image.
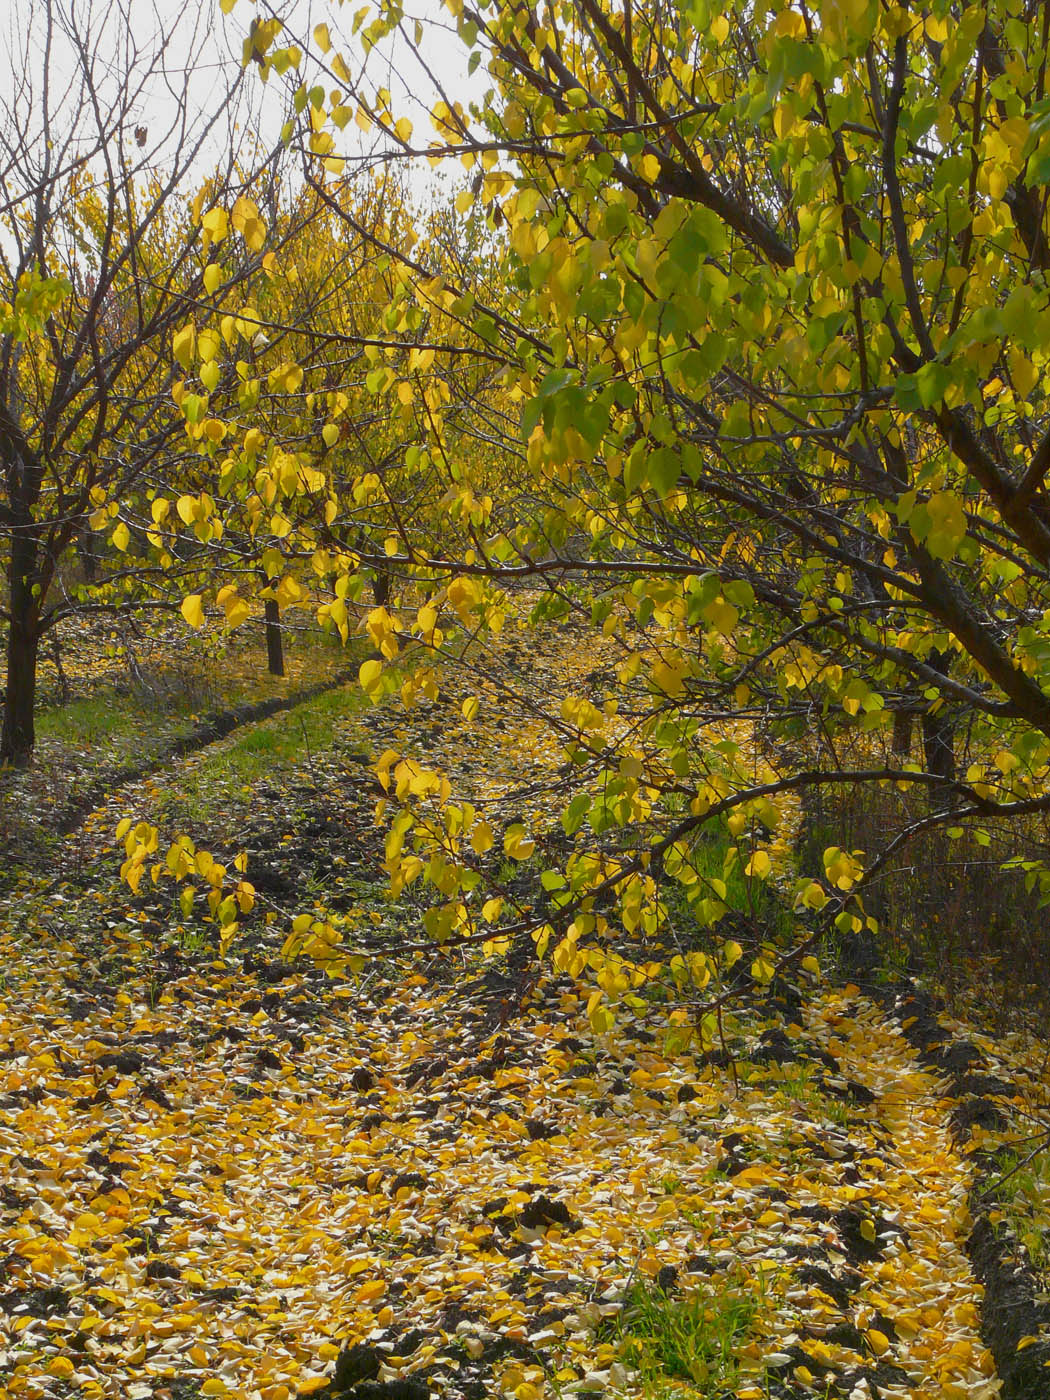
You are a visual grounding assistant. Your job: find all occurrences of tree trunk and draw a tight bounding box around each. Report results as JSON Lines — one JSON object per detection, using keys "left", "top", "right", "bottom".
{"left": 921, "top": 650, "right": 956, "bottom": 790}
{"left": 923, "top": 706, "right": 956, "bottom": 785}
{"left": 892, "top": 707, "right": 912, "bottom": 756}
{"left": 78, "top": 526, "right": 97, "bottom": 583}
{"left": 1, "top": 528, "right": 41, "bottom": 766}
{"left": 264, "top": 598, "right": 284, "bottom": 677}
{"left": 1, "top": 414, "right": 47, "bottom": 767}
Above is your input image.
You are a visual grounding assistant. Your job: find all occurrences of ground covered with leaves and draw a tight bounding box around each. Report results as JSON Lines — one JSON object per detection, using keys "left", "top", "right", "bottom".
{"left": 2, "top": 622, "right": 1049, "bottom": 1400}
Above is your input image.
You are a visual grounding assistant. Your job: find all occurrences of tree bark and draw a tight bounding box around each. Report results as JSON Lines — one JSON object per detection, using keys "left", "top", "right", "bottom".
{"left": 1, "top": 528, "right": 41, "bottom": 766}
{"left": 923, "top": 706, "right": 957, "bottom": 785}
{"left": 264, "top": 598, "right": 284, "bottom": 677}
{"left": 922, "top": 650, "right": 956, "bottom": 789}
{"left": 892, "top": 707, "right": 912, "bottom": 756}
{"left": 78, "top": 525, "right": 97, "bottom": 584}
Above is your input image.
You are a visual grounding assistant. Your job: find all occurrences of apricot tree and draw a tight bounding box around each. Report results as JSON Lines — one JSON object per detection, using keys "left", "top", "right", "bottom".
{"left": 181, "top": 0, "right": 1050, "bottom": 1011}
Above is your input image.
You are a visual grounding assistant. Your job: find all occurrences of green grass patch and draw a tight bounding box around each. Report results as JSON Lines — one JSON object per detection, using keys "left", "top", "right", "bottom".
{"left": 615, "top": 1276, "right": 757, "bottom": 1397}
{"left": 35, "top": 632, "right": 354, "bottom": 758}
{"left": 157, "top": 679, "right": 371, "bottom": 829}
{"left": 986, "top": 1138, "right": 1050, "bottom": 1282}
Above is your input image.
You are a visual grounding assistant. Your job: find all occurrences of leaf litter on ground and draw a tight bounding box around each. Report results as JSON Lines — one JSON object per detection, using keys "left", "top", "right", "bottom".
{"left": 0, "top": 616, "right": 1042, "bottom": 1400}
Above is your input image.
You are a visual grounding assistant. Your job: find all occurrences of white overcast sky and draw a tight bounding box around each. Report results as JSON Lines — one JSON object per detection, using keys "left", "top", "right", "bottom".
{"left": 0, "top": 0, "right": 486, "bottom": 218}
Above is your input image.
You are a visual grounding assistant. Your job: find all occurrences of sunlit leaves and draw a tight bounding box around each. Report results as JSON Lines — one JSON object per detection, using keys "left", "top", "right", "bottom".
{"left": 232, "top": 194, "right": 266, "bottom": 252}
{"left": 180, "top": 594, "right": 205, "bottom": 628}
{"left": 0, "top": 269, "right": 70, "bottom": 340}
{"left": 503, "top": 823, "right": 535, "bottom": 860}
{"left": 268, "top": 361, "right": 304, "bottom": 394}
{"left": 116, "top": 819, "right": 254, "bottom": 951}
{"left": 201, "top": 207, "right": 229, "bottom": 246}
{"left": 172, "top": 323, "right": 196, "bottom": 370}
{"left": 358, "top": 657, "right": 384, "bottom": 698}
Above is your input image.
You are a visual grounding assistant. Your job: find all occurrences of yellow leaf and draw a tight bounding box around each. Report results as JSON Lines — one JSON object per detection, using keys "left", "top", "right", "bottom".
{"left": 201, "top": 207, "right": 229, "bottom": 244}
{"left": 48, "top": 1358, "right": 75, "bottom": 1379}
{"left": 394, "top": 116, "right": 413, "bottom": 143}
{"left": 723, "top": 940, "right": 743, "bottom": 967}
{"left": 462, "top": 696, "right": 479, "bottom": 720}
{"left": 750, "top": 956, "right": 775, "bottom": 984}
{"left": 800, "top": 881, "right": 828, "bottom": 910}
{"left": 322, "top": 423, "right": 339, "bottom": 447}
{"left": 313, "top": 22, "right": 331, "bottom": 50}
{"left": 203, "top": 264, "right": 222, "bottom": 295}
{"left": 859, "top": 1218, "right": 877, "bottom": 1242}
{"left": 224, "top": 595, "right": 250, "bottom": 628}
{"left": 801, "top": 954, "right": 820, "bottom": 975}
{"left": 201, "top": 1381, "right": 228, "bottom": 1397}
{"left": 504, "top": 824, "right": 535, "bottom": 860}
{"left": 865, "top": 1328, "right": 889, "bottom": 1356}
{"left": 198, "top": 328, "right": 221, "bottom": 362}
{"left": 359, "top": 658, "right": 383, "bottom": 695}
{"left": 181, "top": 594, "right": 205, "bottom": 628}
{"left": 704, "top": 597, "right": 739, "bottom": 635}
{"left": 356, "top": 1278, "right": 386, "bottom": 1302}
{"left": 242, "top": 215, "right": 266, "bottom": 252}
{"left": 745, "top": 849, "right": 771, "bottom": 879}
{"left": 270, "top": 361, "right": 304, "bottom": 394}
{"left": 172, "top": 323, "right": 196, "bottom": 370}
{"left": 111, "top": 520, "right": 130, "bottom": 552}
{"left": 471, "top": 820, "right": 494, "bottom": 855}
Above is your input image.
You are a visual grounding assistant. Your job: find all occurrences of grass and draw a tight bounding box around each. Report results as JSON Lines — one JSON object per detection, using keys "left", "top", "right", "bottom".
{"left": 35, "top": 631, "right": 352, "bottom": 759}
{"left": 0, "top": 624, "right": 366, "bottom": 887}
{"left": 614, "top": 1276, "right": 757, "bottom": 1397}
{"left": 657, "top": 821, "right": 796, "bottom": 961}
{"left": 154, "top": 680, "right": 371, "bottom": 831}
{"left": 985, "top": 1138, "right": 1050, "bottom": 1281}
{"left": 799, "top": 767, "right": 1050, "bottom": 1025}
{"left": 772, "top": 1064, "right": 854, "bottom": 1127}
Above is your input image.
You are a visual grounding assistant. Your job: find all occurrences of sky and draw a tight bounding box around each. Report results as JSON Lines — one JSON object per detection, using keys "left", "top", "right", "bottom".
{"left": 239, "top": 0, "right": 489, "bottom": 204}
{"left": 0, "top": 0, "right": 488, "bottom": 223}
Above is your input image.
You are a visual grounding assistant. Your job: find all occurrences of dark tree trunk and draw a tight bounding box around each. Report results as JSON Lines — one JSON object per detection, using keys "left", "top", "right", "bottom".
{"left": 923, "top": 707, "right": 957, "bottom": 785}
{"left": 1, "top": 530, "right": 41, "bottom": 766}
{"left": 264, "top": 598, "right": 284, "bottom": 677}
{"left": 922, "top": 650, "right": 956, "bottom": 789}
{"left": 892, "top": 707, "right": 912, "bottom": 756}
{"left": 1, "top": 407, "right": 49, "bottom": 766}
{"left": 78, "top": 526, "right": 97, "bottom": 583}
{"left": 372, "top": 567, "right": 390, "bottom": 606}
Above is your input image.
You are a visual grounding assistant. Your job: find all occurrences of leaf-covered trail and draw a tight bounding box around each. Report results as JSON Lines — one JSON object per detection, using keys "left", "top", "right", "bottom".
{"left": 0, "top": 924, "right": 1000, "bottom": 1400}
{"left": 0, "top": 623, "right": 1023, "bottom": 1400}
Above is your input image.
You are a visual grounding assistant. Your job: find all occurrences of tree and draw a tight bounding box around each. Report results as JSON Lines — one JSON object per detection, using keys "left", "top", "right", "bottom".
{"left": 0, "top": 0, "right": 287, "bottom": 765}
{"left": 199, "top": 0, "right": 1050, "bottom": 1010}
{"left": 157, "top": 164, "right": 517, "bottom": 688}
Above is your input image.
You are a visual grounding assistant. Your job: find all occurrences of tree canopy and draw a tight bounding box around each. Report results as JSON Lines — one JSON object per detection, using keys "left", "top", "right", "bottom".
{"left": 146, "top": 0, "right": 1047, "bottom": 1018}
